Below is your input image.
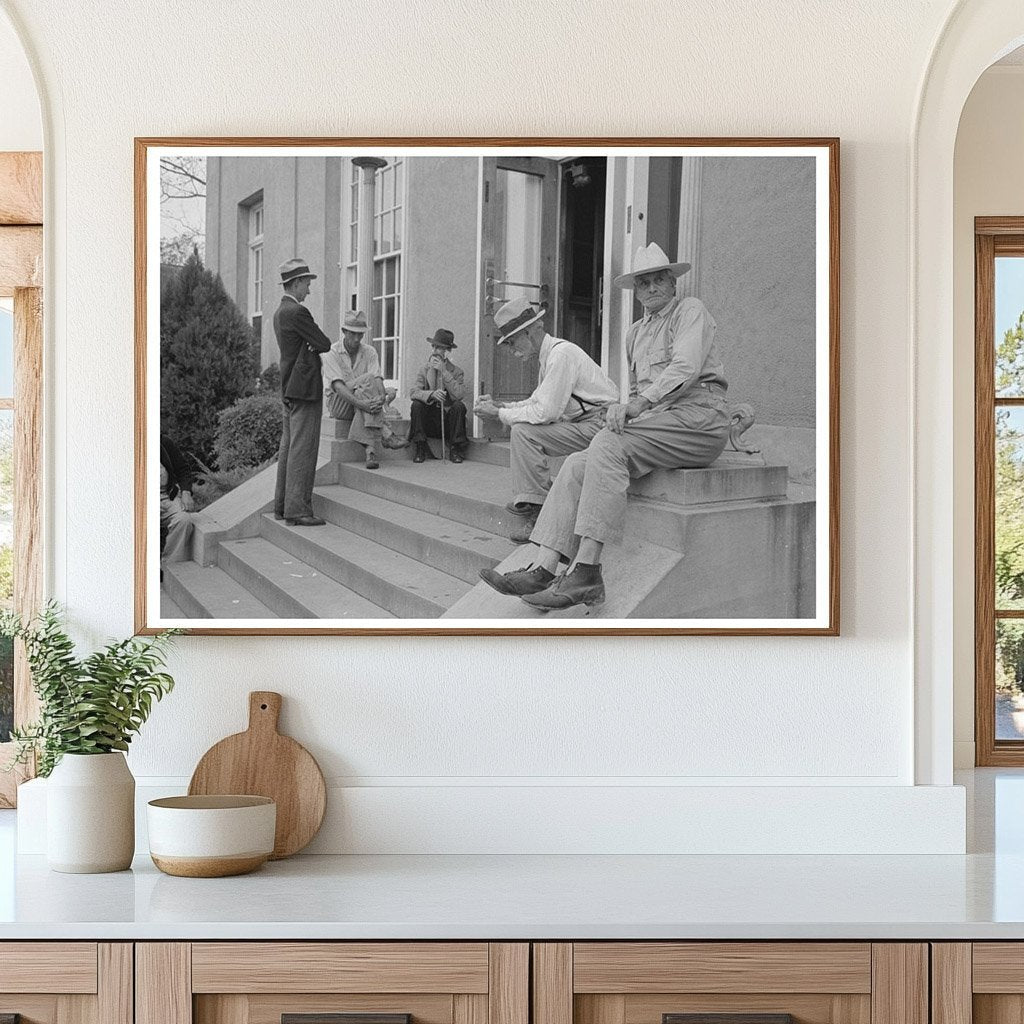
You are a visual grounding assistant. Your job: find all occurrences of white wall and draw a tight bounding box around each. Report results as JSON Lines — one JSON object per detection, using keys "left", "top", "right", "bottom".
{"left": 0, "top": 8, "right": 39, "bottom": 151}
{"left": 0, "top": 0, "right": 975, "bottom": 852}
{"left": 952, "top": 66, "right": 1024, "bottom": 767}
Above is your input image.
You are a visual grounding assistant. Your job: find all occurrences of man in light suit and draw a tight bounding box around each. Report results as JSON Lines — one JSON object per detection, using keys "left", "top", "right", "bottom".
{"left": 273, "top": 258, "right": 331, "bottom": 526}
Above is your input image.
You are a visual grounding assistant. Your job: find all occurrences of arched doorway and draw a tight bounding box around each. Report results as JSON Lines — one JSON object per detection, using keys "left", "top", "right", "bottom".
{"left": 913, "top": 0, "right": 1024, "bottom": 784}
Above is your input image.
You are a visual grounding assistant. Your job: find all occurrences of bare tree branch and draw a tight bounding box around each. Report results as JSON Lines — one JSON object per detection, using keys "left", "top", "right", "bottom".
{"left": 160, "top": 156, "right": 206, "bottom": 201}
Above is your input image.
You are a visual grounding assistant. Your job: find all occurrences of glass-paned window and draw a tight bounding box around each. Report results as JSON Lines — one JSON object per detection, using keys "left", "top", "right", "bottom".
{"left": 991, "top": 253, "right": 1024, "bottom": 741}
{"left": 248, "top": 200, "right": 264, "bottom": 325}
{"left": 345, "top": 158, "right": 404, "bottom": 379}
{"left": 496, "top": 168, "right": 544, "bottom": 303}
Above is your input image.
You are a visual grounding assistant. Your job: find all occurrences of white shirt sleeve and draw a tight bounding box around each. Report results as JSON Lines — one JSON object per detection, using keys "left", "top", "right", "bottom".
{"left": 497, "top": 347, "right": 577, "bottom": 425}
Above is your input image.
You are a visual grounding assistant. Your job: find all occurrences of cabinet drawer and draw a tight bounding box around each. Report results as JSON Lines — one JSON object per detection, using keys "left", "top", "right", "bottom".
{"left": 139, "top": 943, "right": 528, "bottom": 1024}
{"left": 0, "top": 943, "right": 130, "bottom": 1024}
{"left": 0, "top": 942, "right": 99, "bottom": 994}
{"left": 533, "top": 944, "right": 926, "bottom": 1024}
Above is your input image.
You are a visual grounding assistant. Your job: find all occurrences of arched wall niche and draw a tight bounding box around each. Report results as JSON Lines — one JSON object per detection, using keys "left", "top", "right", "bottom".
{"left": 914, "top": 0, "right": 1024, "bottom": 785}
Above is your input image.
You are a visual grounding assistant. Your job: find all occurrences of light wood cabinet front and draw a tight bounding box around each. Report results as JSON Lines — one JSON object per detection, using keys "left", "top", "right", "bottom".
{"left": 0, "top": 942, "right": 131, "bottom": 1024}
{"left": 533, "top": 944, "right": 928, "bottom": 1024}
{"left": 136, "top": 943, "right": 528, "bottom": 1024}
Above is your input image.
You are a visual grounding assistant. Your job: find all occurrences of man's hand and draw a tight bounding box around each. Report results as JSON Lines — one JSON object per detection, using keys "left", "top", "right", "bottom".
{"left": 427, "top": 353, "right": 445, "bottom": 371}
{"left": 179, "top": 490, "right": 195, "bottom": 513}
{"left": 358, "top": 397, "right": 384, "bottom": 414}
{"left": 625, "top": 397, "right": 652, "bottom": 420}
{"left": 605, "top": 403, "right": 628, "bottom": 433}
{"left": 474, "top": 398, "right": 502, "bottom": 419}
{"left": 429, "top": 389, "right": 447, "bottom": 404}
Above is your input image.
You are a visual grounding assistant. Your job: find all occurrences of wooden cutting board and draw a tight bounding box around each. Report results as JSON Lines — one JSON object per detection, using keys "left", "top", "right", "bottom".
{"left": 188, "top": 691, "right": 326, "bottom": 859}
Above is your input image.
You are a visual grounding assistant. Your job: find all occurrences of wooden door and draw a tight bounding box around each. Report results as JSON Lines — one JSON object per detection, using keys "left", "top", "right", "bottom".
{"left": 479, "top": 157, "right": 559, "bottom": 437}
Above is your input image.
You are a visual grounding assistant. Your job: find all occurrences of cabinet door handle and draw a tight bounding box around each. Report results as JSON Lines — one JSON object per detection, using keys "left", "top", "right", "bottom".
{"left": 283, "top": 1015, "right": 411, "bottom": 1024}
{"left": 664, "top": 1016, "right": 795, "bottom": 1024}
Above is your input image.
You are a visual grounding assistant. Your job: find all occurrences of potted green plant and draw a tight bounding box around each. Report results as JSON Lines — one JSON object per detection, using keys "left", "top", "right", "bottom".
{"left": 2, "top": 602, "right": 180, "bottom": 873}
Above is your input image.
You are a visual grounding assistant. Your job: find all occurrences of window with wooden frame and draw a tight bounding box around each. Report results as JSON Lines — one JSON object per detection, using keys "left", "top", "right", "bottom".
{"left": 0, "top": 152, "right": 44, "bottom": 806}
{"left": 976, "top": 217, "right": 1024, "bottom": 765}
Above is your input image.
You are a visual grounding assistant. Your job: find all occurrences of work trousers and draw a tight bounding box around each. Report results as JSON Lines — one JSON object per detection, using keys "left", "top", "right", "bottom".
{"left": 409, "top": 399, "right": 468, "bottom": 450}
{"left": 274, "top": 395, "right": 323, "bottom": 520}
{"left": 326, "top": 373, "right": 386, "bottom": 448}
{"left": 508, "top": 410, "right": 608, "bottom": 506}
{"left": 159, "top": 494, "right": 192, "bottom": 563}
{"left": 530, "top": 390, "right": 730, "bottom": 556}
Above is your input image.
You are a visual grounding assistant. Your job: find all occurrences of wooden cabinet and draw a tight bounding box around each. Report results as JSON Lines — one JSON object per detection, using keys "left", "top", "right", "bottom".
{"left": 136, "top": 944, "right": 528, "bottom": 1024}
{"left": 932, "top": 943, "right": 1023, "bottom": 1024}
{"left": 532, "top": 943, "right": 928, "bottom": 1024}
{"left": 0, "top": 943, "right": 132, "bottom": 1024}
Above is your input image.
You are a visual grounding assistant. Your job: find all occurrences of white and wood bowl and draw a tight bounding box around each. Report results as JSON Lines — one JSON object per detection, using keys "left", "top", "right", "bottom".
{"left": 147, "top": 795, "right": 276, "bottom": 877}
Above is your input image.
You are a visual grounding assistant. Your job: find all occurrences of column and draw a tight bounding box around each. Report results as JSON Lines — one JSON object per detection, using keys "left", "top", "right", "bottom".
{"left": 352, "top": 156, "right": 387, "bottom": 320}
{"left": 676, "top": 157, "right": 702, "bottom": 299}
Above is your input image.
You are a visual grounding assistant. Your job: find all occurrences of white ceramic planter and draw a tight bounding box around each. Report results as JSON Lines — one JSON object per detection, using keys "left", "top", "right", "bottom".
{"left": 46, "top": 752, "right": 135, "bottom": 873}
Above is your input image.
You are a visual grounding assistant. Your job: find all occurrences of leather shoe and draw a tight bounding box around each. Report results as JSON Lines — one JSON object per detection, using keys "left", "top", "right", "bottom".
{"left": 413, "top": 444, "right": 428, "bottom": 463}
{"left": 520, "top": 563, "right": 605, "bottom": 611}
{"left": 365, "top": 449, "right": 380, "bottom": 470}
{"left": 450, "top": 448, "right": 464, "bottom": 464}
{"left": 273, "top": 512, "right": 285, "bottom": 520}
{"left": 479, "top": 564, "right": 555, "bottom": 597}
{"left": 286, "top": 515, "right": 326, "bottom": 527}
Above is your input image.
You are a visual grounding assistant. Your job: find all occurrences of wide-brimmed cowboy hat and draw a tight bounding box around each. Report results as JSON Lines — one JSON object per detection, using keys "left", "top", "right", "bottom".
{"left": 342, "top": 310, "right": 369, "bottom": 333}
{"left": 279, "top": 257, "right": 318, "bottom": 284}
{"left": 427, "top": 328, "right": 457, "bottom": 350}
{"left": 494, "top": 297, "right": 545, "bottom": 345}
{"left": 612, "top": 243, "right": 691, "bottom": 288}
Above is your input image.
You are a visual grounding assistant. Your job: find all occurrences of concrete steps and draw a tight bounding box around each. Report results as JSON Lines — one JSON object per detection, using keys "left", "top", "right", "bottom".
{"left": 259, "top": 514, "right": 471, "bottom": 617}
{"left": 218, "top": 535, "right": 394, "bottom": 620}
{"left": 313, "top": 484, "right": 515, "bottom": 584}
{"left": 162, "top": 560, "right": 279, "bottom": 619}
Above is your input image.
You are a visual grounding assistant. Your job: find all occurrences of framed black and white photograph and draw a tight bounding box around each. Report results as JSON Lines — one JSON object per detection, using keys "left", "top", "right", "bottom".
{"left": 135, "top": 137, "right": 839, "bottom": 636}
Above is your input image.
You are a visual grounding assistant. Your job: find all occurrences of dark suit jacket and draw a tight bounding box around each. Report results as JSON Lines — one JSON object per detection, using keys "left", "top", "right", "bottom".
{"left": 159, "top": 435, "right": 193, "bottom": 500}
{"left": 274, "top": 296, "right": 332, "bottom": 402}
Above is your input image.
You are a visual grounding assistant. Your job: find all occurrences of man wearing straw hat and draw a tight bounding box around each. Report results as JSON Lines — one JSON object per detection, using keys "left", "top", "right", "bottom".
{"left": 409, "top": 328, "right": 469, "bottom": 464}
{"left": 479, "top": 243, "right": 730, "bottom": 609}
{"left": 474, "top": 298, "right": 619, "bottom": 542}
{"left": 273, "top": 258, "right": 332, "bottom": 527}
{"left": 322, "top": 309, "right": 390, "bottom": 470}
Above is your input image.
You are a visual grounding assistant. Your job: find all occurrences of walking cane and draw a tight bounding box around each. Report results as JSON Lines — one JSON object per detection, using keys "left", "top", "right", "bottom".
{"left": 432, "top": 364, "right": 446, "bottom": 464}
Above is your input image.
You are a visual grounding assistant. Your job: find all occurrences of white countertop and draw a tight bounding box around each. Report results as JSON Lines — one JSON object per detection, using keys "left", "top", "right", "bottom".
{"left": 0, "top": 849, "right": 1022, "bottom": 940}
{"left": 1, "top": 769, "right": 1022, "bottom": 941}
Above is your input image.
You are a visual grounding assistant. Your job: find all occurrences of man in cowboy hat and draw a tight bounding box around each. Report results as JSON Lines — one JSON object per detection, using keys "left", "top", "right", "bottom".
{"left": 322, "top": 309, "right": 391, "bottom": 470}
{"left": 273, "top": 258, "right": 332, "bottom": 526}
{"left": 479, "top": 242, "right": 730, "bottom": 609}
{"left": 474, "top": 297, "right": 619, "bottom": 544}
{"left": 409, "top": 328, "right": 468, "bottom": 463}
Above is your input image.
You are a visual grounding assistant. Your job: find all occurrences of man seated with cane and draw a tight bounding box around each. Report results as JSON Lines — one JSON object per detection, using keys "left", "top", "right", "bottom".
{"left": 409, "top": 328, "right": 468, "bottom": 464}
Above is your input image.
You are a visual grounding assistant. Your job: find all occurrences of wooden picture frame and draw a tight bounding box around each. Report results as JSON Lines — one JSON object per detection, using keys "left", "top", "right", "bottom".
{"left": 136, "top": 137, "right": 839, "bottom": 636}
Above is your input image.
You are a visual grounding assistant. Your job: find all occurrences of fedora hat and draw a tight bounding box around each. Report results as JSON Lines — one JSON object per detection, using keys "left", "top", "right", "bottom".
{"left": 612, "top": 243, "right": 691, "bottom": 288}
{"left": 494, "top": 297, "right": 545, "bottom": 345}
{"left": 427, "top": 328, "right": 457, "bottom": 350}
{"left": 279, "top": 257, "right": 318, "bottom": 284}
{"left": 342, "top": 310, "right": 369, "bottom": 333}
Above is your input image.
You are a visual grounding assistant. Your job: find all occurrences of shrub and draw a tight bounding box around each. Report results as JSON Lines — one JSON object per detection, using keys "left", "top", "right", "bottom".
{"left": 256, "top": 362, "right": 281, "bottom": 394}
{"left": 214, "top": 393, "right": 283, "bottom": 473}
{"left": 160, "top": 253, "right": 257, "bottom": 466}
